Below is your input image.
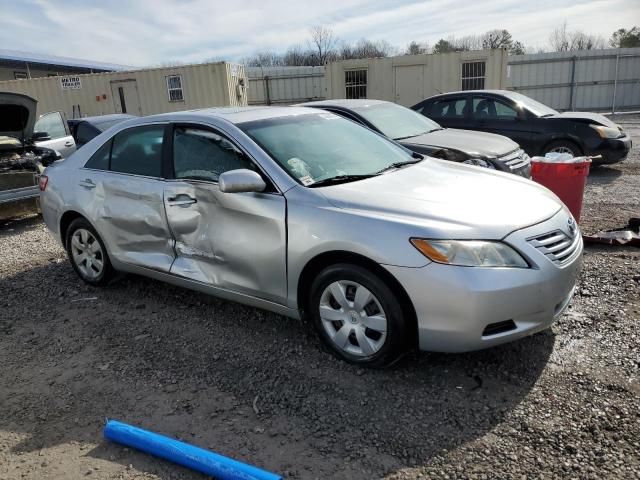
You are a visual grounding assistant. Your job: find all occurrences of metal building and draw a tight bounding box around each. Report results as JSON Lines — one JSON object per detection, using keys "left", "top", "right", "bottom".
{"left": 325, "top": 49, "right": 509, "bottom": 106}
{"left": 0, "top": 62, "right": 248, "bottom": 118}
{"left": 247, "top": 66, "right": 326, "bottom": 105}
{"left": 0, "top": 49, "right": 128, "bottom": 81}
{"left": 508, "top": 47, "right": 640, "bottom": 112}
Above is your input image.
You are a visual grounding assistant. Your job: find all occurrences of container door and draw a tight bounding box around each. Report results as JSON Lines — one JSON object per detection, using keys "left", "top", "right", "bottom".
{"left": 111, "top": 80, "right": 142, "bottom": 116}
{"left": 394, "top": 65, "right": 425, "bottom": 107}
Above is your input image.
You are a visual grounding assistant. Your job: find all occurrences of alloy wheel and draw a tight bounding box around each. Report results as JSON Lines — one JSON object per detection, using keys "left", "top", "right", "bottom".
{"left": 549, "top": 146, "right": 575, "bottom": 155}
{"left": 70, "top": 228, "right": 104, "bottom": 279}
{"left": 319, "top": 280, "right": 387, "bottom": 357}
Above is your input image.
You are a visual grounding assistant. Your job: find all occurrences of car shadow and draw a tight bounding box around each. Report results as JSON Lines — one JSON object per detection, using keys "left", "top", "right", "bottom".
{"left": 1, "top": 257, "right": 554, "bottom": 478}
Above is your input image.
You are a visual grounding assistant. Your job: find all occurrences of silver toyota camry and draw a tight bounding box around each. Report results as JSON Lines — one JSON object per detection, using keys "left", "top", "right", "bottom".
{"left": 39, "top": 106, "right": 582, "bottom": 366}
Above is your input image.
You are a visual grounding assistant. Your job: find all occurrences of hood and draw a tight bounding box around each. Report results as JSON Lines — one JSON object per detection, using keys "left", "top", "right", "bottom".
{"left": 402, "top": 128, "right": 520, "bottom": 158}
{"left": 319, "top": 159, "right": 562, "bottom": 239}
{"left": 547, "top": 111, "right": 618, "bottom": 128}
{"left": 0, "top": 92, "right": 37, "bottom": 141}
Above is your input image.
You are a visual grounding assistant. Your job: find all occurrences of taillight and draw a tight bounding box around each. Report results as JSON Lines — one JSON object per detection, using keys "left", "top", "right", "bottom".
{"left": 39, "top": 175, "right": 48, "bottom": 191}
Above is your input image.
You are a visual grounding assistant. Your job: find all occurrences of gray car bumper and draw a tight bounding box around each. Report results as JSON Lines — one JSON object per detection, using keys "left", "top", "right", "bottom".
{"left": 384, "top": 212, "right": 583, "bottom": 353}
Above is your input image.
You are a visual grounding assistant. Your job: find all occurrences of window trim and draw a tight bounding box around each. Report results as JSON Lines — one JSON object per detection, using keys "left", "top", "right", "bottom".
{"left": 344, "top": 69, "right": 367, "bottom": 99}
{"left": 461, "top": 61, "right": 486, "bottom": 91}
{"left": 166, "top": 74, "right": 184, "bottom": 102}
{"left": 166, "top": 122, "right": 280, "bottom": 194}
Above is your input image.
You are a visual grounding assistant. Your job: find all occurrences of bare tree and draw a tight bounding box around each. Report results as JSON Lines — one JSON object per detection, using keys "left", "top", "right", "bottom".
{"left": 308, "top": 25, "right": 338, "bottom": 65}
{"left": 549, "top": 21, "right": 605, "bottom": 51}
{"left": 241, "top": 50, "right": 285, "bottom": 67}
{"left": 282, "top": 45, "right": 314, "bottom": 66}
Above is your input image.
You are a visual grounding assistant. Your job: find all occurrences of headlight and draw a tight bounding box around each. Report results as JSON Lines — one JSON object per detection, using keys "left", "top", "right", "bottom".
{"left": 410, "top": 239, "right": 529, "bottom": 268}
{"left": 590, "top": 124, "right": 622, "bottom": 139}
{"left": 462, "top": 158, "right": 496, "bottom": 169}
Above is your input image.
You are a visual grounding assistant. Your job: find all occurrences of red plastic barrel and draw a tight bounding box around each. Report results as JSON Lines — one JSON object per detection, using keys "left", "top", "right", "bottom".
{"left": 531, "top": 160, "right": 590, "bottom": 222}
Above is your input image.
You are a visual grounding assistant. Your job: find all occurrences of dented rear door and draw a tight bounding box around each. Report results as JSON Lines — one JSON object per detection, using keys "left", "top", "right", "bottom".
{"left": 83, "top": 123, "right": 175, "bottom": 272}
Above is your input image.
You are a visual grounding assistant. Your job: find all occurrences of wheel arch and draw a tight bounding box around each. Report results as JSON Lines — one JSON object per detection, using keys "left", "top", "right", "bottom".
{"left": 541, "top": 136, "right": 584, "bottom": 155}
{"left": 59, "top": 210, "right": 87, "bottom": 246}
{"left": 296, "top": 250, "right": 419, "bottom": 348}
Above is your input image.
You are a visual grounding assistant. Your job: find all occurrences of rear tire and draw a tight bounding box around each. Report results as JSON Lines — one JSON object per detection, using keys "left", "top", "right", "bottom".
{"left": 308, "top": 263, "right": 409, "bottom": 367}
{"left": 65, "top": 218, "right": 115, "bottom": 286}
{"left": 543, "top": 140, "right": 582, "bottom": 157}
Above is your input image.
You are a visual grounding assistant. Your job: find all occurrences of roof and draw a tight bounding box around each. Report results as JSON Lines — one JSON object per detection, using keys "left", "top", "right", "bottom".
{"left": 299, "top": 99, "right": 388, "bottom": 108}
{"left": 174, "top": 106, "right": 320, "bottom": 124}
{"left": 0, "top": 49, "right": 131, "bottom": 72}
{"left": 67, "top": 114, "right": 136, "bottom": 125}
{"left": 427, "top": 89, "right": 511, "bottom": 99}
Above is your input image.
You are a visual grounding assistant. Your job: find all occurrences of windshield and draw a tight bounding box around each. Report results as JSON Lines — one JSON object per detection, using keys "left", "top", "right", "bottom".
{"left": 503, "top": 91, "right": 558, "bottom": 117}
{"left": 351, "top": 103, "right": 442, "bottom": 140}
{"left": 239, "top": 112, "right": 415, "bottom": 186}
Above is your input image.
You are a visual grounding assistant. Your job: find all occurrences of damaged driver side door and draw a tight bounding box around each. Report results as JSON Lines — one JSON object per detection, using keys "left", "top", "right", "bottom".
{"left": 163, "top": 124, "right": 287, "bottom": 304}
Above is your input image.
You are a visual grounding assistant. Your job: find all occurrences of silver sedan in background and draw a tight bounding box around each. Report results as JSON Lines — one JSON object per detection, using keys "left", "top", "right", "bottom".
{"left": 39, "top": 107, "right": 582, "bottom": 366}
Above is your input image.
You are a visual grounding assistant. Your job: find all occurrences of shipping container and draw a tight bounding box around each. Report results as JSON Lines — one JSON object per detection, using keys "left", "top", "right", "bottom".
{"left": 325, "top": 49, "right": 508, "bottom": 107}
{"left": 247, "top": 66, "right": 326, "bottom": 105}
{"left": 0, "top": 61, "right": 248, "bottom": 118}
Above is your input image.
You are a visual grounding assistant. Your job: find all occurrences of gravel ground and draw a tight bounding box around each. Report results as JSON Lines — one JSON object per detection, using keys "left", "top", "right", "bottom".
{"left": 1, "top": 115, "right": 638, "bottom": 480}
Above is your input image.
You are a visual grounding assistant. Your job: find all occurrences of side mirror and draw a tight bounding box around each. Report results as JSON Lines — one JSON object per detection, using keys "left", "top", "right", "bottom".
{"left": 32, "top": 131, "right": 51, "bottom": 141}
{"left": 219, "top": 169, "right": 266, "bottom": 193}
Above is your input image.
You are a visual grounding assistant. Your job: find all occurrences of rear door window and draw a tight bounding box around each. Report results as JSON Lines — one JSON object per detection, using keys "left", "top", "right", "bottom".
{"left": 472, "top": 97, "right": 518, "bottom": 120}
{"left": 85, "top": 140, "right": 111, "bottom": 170}
{"left": 110, "top": 125, "right": 164, "bottom": 177}
{"left": 428, "top": 98, "right": 468, "bottom": 120}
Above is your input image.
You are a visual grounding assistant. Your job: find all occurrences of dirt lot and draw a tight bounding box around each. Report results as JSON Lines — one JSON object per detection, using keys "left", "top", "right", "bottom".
{"left": 1, "top": 115, "right": 639, "bottom": 480}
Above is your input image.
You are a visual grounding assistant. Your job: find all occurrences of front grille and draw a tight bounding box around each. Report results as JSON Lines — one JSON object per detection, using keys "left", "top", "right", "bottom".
{"left": 499, "top": 149, "right": 530, "bottom": 171}
{"left": 527, "top": 229, "right": 582, "bottom": 265}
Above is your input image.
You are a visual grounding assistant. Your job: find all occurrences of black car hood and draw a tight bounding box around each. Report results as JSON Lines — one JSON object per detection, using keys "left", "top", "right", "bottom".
{"left": 0, "top": 92, "right": 37, "bottom": 141}
{"left": 547, "top": 111, "right": 617, "bottom": 127}
{"left": 401, "top": 128, "right": 520, "bottom": 158}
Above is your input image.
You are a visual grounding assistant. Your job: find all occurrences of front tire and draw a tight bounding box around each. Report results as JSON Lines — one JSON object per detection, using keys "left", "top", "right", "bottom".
{"left": 65, "top": 218, "right": 115, "bottom": 286}
{"left": 308, "top": 264, "right": 409, "bottom": 367}
{"left": 543, "top": 140, "right": 582, "bottom": 157}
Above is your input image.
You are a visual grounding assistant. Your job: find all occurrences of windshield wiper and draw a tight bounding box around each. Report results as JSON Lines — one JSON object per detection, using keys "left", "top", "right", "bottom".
{"left": 307, "top": 174, "right": 378, "bottom": 188}
{"left": 375, "top": 157, "right": 423, "bottom": 174}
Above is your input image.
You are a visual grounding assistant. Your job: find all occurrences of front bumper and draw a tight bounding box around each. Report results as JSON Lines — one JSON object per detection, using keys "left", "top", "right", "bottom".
{"left": 589, "top": 135, "right": 632, "bottom": 164}
{"left": 384, "top": 210, "right": 582, "bottom": 352}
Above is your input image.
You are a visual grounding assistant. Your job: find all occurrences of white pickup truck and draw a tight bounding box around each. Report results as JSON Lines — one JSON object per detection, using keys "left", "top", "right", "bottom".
{"left": 0, "top": 92, "right": 76, "bottom": 218}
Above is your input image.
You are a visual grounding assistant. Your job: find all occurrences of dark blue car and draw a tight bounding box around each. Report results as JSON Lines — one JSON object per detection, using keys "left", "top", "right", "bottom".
{"left": 67, "top": 114, "right": 135, "bottom": 148}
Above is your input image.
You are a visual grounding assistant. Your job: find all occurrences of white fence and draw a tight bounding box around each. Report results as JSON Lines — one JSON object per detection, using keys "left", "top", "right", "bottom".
{"left": 508, "top": 48, "right": 640, "bottom": 112}
{"left": 246, "top": 66, "right": 325, "bottom": 105}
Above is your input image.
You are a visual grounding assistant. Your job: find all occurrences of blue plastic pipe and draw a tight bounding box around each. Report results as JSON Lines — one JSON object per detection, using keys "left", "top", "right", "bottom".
{"left": 104, "top": 419, "right": 282, "bottom": 480}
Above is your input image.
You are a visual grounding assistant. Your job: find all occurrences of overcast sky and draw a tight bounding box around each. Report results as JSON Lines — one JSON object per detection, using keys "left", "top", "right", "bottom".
{"left": 2, "top": 0, "right": 639, "bottom": 66}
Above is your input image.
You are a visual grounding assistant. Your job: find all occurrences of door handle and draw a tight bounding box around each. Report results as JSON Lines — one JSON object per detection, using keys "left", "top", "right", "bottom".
{"left": 65, "top": 141, "right": 74, "bottom": 147}
{"left": 167, "top": 196, "right": 197, "bottom": 207}
{"left": 79, "top": 179, "right": 96, "bottom": 189}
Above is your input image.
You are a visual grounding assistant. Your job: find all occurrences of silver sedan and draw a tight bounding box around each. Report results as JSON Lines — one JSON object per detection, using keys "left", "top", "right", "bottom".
{"left": 39, "top": 107, "right": 582, "bottom": 366}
